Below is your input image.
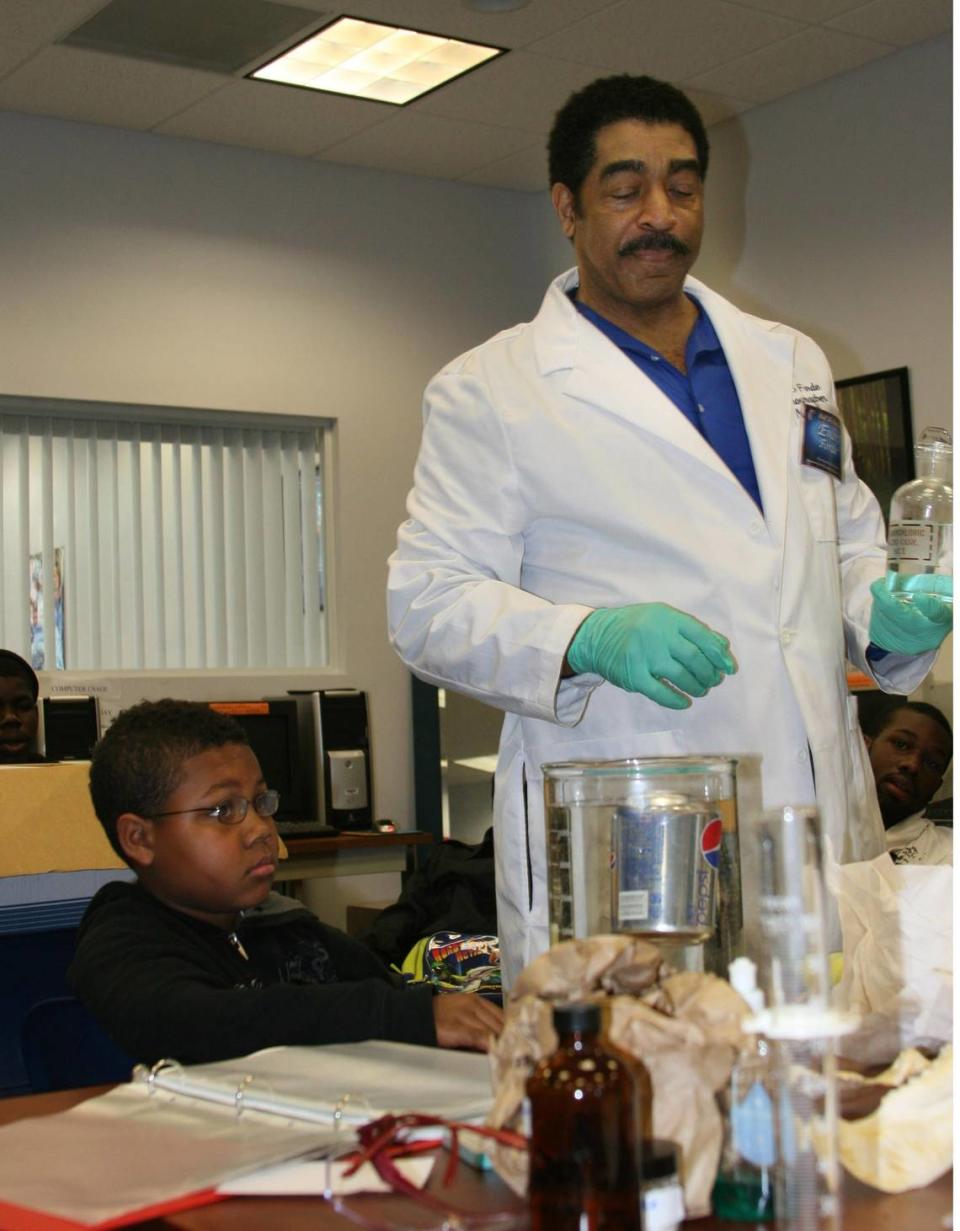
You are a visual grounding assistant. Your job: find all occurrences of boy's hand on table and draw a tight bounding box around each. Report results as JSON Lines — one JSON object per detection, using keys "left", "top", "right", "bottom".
{"left": 433, "top": 992, "right": 504, "bottom": 1051}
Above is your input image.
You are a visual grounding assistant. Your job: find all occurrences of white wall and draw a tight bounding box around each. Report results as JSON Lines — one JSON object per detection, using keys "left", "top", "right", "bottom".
{"left": 0, "top": 111, "right": 549, "bottom": 840}
{"left": 698, "top": 33, "right": 951, "bottom": 441}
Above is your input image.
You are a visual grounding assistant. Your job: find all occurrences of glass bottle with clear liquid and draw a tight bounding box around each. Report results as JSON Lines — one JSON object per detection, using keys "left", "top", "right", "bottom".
{"left": 886, "top": 426, "right": 953, "bottom": 604}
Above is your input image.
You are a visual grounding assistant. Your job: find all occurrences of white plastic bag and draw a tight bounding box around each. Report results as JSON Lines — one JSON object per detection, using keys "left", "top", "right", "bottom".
{"left": 829, "top": 850, "right": 952, "bottom": 1057}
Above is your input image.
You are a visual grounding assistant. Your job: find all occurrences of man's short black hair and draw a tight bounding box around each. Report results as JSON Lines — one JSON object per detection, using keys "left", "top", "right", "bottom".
{"left": 89, "top": 699, "right": 249, "bottom": 861}
{"left": 860, "top": 697, "right": 953, "bottom": 747}
{"left": 548, "top": 74, "right": 710, "bottom": 202}
{"left": 0, "top": 649, "right": 39, "bottom": 699}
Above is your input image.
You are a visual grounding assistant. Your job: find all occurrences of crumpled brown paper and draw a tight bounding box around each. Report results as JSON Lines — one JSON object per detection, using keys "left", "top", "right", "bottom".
{"left": 486, "top": 936, "right": 750, "bottom": 1219}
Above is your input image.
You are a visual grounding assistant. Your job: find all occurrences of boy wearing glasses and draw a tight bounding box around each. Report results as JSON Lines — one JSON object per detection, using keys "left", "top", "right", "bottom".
{"left": 69, "top": 699, "right": 502, "bottom": 1064}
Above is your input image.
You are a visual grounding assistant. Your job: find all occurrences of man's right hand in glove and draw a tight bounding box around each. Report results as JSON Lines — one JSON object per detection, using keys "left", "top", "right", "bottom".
{"left": 565, "top": 603, "right": 737, "bottom": 710}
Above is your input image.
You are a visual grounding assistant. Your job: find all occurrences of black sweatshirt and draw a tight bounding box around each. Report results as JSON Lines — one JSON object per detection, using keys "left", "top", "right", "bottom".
{"left": 68, "top": 881, "right": 437, "bottom": 1065}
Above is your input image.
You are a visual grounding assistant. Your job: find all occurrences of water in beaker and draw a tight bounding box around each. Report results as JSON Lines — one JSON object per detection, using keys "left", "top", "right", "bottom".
{"left": 543, "top": 758, "right": 740, "bottom": 958}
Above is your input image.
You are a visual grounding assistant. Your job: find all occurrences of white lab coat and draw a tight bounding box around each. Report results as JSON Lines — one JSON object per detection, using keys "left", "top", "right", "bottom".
{"left": 884, "top": 814, "right": 954, "bottom": 865}
{"left": 388, "top": 268, "right": 934, "bottom": 985}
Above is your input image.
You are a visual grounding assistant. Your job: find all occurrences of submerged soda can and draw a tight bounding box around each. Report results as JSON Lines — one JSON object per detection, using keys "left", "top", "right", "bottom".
{"left": 612, "top": 802, "right": 720, "bottom": 942}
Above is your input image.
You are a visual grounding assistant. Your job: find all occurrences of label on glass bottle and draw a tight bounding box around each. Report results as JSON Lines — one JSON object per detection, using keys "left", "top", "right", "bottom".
{"left": 731, "top": 1080, "right": 776, "bottom": 1167}
{"left": 888, "top": 520, "right": 937, "bottom": 564}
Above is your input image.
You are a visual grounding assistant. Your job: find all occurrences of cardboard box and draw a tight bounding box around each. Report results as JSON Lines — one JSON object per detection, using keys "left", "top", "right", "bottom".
{"left": 0, "top": 762, "right": 124, "bottom": 876}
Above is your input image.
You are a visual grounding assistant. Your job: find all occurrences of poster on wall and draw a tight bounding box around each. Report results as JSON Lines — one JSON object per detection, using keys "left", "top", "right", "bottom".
{"left": 29, "top": 547, "right": 65, "bottom": 670}
{"left": 835, "top": 367, "right": 914, "bottom": 526}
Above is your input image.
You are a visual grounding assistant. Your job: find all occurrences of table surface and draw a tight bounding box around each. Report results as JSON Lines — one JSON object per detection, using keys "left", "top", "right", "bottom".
{"left": 283, "top": 830, "right": 434, "bottom": 856}
{"left": 0, "top": 1086, "right": 950, "bottom": 1231}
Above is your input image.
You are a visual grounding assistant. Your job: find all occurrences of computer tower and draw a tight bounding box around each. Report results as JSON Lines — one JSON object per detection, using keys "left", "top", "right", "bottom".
{"left": 289, "top": 689, "right": 373, "bottom": 831}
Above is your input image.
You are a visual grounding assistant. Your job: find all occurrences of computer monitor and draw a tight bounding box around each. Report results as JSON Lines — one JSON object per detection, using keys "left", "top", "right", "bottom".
{"left": 41, "top": 696, "right": 100, "bottom": 761}
{"left": 206, "top": 698, "right": 316, "bottom": 823}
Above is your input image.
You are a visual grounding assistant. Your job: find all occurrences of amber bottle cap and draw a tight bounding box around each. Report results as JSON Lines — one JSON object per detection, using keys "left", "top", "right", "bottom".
{"left": 552, "top": 1001, "right": 601, "bottom": 1034}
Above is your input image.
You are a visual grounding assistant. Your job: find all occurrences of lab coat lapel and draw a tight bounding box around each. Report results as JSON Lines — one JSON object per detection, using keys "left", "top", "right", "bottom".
{"left": 690, "top": 280, "right": 794, "bottom": 545}
{"left": 536, "top": 273, "right": 741, "bottom": 492}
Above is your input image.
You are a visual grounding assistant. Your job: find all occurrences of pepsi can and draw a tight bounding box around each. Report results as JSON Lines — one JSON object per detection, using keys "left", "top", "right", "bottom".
{"left": 611, "top": 802, "right": 720, "bottom": 942}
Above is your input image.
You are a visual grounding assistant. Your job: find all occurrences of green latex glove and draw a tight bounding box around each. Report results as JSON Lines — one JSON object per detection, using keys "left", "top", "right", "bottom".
{"left": 567, "top": 604, "right": 737, "bottom": 709}
{"left": 868, "top": 577, "right": 953, "bottom": 654}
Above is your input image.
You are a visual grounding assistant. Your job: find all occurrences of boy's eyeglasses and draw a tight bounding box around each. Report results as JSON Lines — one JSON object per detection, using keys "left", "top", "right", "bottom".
{"left": 149, "top": 790, "right": 280, "bottom": 826}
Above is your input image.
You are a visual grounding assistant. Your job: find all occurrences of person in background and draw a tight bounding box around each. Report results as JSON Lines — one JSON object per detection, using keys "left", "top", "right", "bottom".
{"left": 0, "top": 650, "right": 43, "bottom": 764}
{"left": 69, "top": 699, "right": 503, "bottom": 1064}
{"left": 861, "top": 699, "right": 953, "bottom": 865}
{"left": 387, "top": 74, "right": 951, "bottom": 985}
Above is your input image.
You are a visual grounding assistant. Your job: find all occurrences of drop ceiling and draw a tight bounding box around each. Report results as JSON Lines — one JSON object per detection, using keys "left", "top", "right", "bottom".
{"left": 0, "top": 0, "right": 950, "bottom": 191}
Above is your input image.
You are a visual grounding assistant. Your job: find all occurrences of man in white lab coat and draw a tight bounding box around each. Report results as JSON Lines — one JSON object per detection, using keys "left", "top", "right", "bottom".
{"left": 387, "top": 75, "right": 951, "bottom": 985}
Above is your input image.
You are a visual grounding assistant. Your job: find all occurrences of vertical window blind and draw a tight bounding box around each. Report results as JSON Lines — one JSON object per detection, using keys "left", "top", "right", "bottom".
{"left": 0, "top": 402, "right": 328, "bottom": 671}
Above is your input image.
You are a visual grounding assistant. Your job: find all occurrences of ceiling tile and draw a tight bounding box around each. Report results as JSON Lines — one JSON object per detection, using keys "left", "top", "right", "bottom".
{"left": 0, "top": 0, "right": 105, "bottom": 46}
{"left": 715, "top": 0, "right": 865, "bottom": 22}
{"left": 318, "top": 110, "right": 537, "bottom": 181}
{"left": 411, "top": 50, "right": 606, "bottom": 133}
{"left": 459, "top": 140, "right": 549, "bottom": 192}
{"left": 526, "top": 0, "right": 802, "bottom": 81}
{"left": 0, "top": 38, "right": 38, "bottom": 78}
{"left": 154, "top": 77, "right": 385, "bottom": 156}
{"left": 0, "top": 0, "right": 945, "bottom": 188}
{"left": 61, "top": 0, "right": 323, "bottom": 75}
{"left": 0, "top": 44, "right": 224, "bottom": 129}
{"left": 683, "top": 86, "right": 753, "bottom": 126}
{"left": 287, "top": 0, "right": 625, "bottom": 48}
{"left": 826, "top": 0, "right": 952, "bottom": 46}
{"left": 685, "top": 25, "right": 894, "bottom": 104}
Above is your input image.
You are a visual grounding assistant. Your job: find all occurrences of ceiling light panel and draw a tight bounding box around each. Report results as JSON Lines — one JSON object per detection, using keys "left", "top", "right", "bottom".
{"left": 250, "top": 15, "right": 505, "bottom": 105}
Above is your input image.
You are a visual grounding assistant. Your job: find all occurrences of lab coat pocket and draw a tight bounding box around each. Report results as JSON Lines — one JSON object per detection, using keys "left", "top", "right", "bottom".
{"left": 797, "top": 464, "right": 840, "bottom": 543}
{"left": 526, "top": 728, "right": 687, "bottom": 789}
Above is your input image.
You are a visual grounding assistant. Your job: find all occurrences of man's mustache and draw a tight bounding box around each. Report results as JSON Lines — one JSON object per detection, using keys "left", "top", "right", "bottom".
{"left": 619, "top": 233, "right": 691, "bottom": 258}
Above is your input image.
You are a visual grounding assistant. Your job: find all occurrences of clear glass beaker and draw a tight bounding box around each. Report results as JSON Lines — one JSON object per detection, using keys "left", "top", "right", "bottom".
{"left": 542, "top": 758, "right": 740, "bottom": 960}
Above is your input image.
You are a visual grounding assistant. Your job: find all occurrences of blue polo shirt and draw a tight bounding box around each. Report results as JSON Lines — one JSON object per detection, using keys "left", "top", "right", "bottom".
{"left": 574, "top": 295, "right": 763, "bottom": 512}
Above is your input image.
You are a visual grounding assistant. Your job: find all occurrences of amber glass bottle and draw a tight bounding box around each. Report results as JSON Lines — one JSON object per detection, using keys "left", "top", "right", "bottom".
{"left": 526, "top": 1001, "right": 651, "bottom": 1230}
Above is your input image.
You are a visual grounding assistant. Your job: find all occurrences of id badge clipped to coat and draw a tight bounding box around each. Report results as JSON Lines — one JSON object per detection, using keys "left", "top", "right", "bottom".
{"left": 801, "top": 403, "right": 843, "bottom": 480}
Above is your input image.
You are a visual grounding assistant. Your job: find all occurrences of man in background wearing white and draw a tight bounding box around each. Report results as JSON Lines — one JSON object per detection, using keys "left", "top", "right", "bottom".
{"left": 862, "top": 700, "right": 952, "bottom": 865}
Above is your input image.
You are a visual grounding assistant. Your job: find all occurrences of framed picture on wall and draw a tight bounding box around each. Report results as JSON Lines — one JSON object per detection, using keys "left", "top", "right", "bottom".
{"left": 835, "top": 367, "right": 914, "bottom": 525}
{"left": 28, "top": 546, "right": 65, "bottom": 670}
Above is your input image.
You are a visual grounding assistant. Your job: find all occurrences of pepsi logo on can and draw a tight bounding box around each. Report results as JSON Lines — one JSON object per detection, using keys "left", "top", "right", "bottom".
{"left": 700, "top": 817, "right": 723, "bottom": 870}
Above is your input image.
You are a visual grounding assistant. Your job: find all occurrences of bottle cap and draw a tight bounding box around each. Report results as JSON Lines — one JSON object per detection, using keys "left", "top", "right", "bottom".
{"left": 728, "top": 956, "right": 765, "bottom": 1015}
{"left": 552, "top": 1001, "right": 601, "bottom": 1034}
{"left": 641, "top": 1139, "right": 679, "bottom": 1182}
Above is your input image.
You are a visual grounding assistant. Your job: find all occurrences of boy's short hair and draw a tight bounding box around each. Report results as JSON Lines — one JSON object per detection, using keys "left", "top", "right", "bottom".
{"left": 89, "top": 699, "right": 249, "bottom": 861}
{"left": 861, "top": 697, "right": 953, "bottom": 747}
{"left": 0, "top": 649, "right": 39, "bottom": 699}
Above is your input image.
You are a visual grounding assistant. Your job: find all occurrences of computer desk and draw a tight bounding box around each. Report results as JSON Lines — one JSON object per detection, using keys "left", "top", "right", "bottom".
{"left": 279, "top": 829, "right": 434, "bottom": 883}
{"left": 0, "top": 1085, "right": 950, "bottom": 1231}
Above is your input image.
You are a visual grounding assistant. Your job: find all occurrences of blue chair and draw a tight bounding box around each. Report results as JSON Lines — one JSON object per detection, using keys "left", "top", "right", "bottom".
{"left": 20, "top": 996, "right": 135, "bottom": 1093}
